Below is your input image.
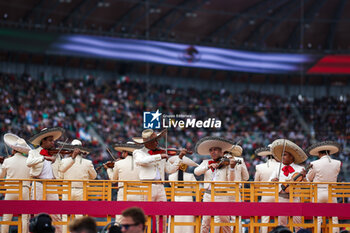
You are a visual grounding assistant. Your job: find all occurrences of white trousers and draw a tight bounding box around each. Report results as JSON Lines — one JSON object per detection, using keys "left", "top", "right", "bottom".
{"left": 316, "top": 189, "right": 339, "bottom": 233}
{"left": 278, "top": 195, "right": 301, "bottom": 232}
{"left": 31, "top": 181, "right": 62, "bottom": 233}
{"left": 260, "top": 195, "right": 276, "bottom": 233}
{"left": 62, "top": 188, "right": 84, "bottom": 233}
{"left": 201, "top": 193, "right": 231, "bottom": 233}
{"left": 1, "top": 186, "right": 30, "bottom": 233}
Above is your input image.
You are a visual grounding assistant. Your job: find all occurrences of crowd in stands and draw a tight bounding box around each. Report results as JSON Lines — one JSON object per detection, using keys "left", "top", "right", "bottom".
{"left": 0, "top": 72, "right": 349, "bottom": 181}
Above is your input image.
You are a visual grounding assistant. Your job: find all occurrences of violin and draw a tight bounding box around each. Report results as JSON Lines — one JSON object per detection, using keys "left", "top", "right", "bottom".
{"left": 217, "top": 157, "right": 242, "bottom": 169}
{"left": 281, "top": 164, "right": 313, "bottom": 193}
{"left": 47, "top": 148, "right": 89, "bottom": 156}
{"left": 96, "top": 160, "right": 120, "bottom": 172}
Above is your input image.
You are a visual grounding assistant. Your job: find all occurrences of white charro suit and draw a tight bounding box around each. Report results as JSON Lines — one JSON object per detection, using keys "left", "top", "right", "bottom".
{"left": 61, "top": 155, "right": 97, "bottom": 200}
{"left": 0, "top": 153, "right": 31, "bottom": 233}
{"left": 61, "top": 155, "right": 96, "bottom": 233}
{"left": 26, "top": 147, "right": 74, "bottom": 233}
{"left": 168, "top": 171, "right": 197, "bottom": 233}
{"left": 194, "top": 160, "right": 235, "bottom": 233}
{"left": 107, "top": 155, "right": 140, "bottom": 201}
{"left": 107, "top": 155, "right": 141, "bottom": 223}
{"left": 133, "top": 147, "right": 181, "bottom": 201}
{"left": 306, "top": 155, "right": 341, "bottom": 233}
{"left": 254, "top": 159, "right": 279, "bottom": 233}
{"left": 269, "top": 163, "right": 303, "bottom": 231}
{"left": 232, "top": 157, "right": 249, "bottom": 233}
{"left": 133, "top": 147, "right": 181, "bottom": 233}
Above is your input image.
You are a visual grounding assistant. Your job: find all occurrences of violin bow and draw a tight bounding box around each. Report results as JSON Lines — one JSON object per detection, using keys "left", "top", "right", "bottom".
{"left": 277, "top": 139, "right": 286, "bottom": 179}
{"left": 105, "top": 146, "right": 117, "bottom": 161}
{"left": 227, "top": 139, "right": 241, "bottom": 157}
{"left": 56, "top": 138, "right": 68, "bottom": 157}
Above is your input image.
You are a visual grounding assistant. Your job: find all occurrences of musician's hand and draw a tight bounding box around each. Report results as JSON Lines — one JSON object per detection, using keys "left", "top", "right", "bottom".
{"left": 45, "top": 156, "right": 56, "bottom": 163}
{"left": 178, "top": 149, "right": 188, "bottom": 159}
{"left": 161, "top": 154, "right": 169, "bottom": 160}
{"left": 71, "top": 148, "right": 80, "bottom": 159}
{"left": 208, "top": 163, "right": 219, "bottom": 170}
{"left": 300, "top": 169, "right": 306, "bottom": 177}
{"left": 229, "top": 159, "right": 237, "bottom": 168}
{"left": 271, "top": 178, "right": 279, "bottom": 182}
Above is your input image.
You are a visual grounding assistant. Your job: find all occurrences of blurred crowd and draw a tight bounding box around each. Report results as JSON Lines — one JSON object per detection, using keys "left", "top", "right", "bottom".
{"left": 1, "top": 73, "right": 349, "bottom": 181}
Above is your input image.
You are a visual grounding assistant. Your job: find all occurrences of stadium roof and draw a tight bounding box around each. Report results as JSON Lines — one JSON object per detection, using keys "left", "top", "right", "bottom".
{"left": 0, "top": 0, "right": 349, "bottom": 52}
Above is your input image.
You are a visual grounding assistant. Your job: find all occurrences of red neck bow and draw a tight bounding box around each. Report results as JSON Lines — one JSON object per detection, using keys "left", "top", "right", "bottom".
{"left": 208, "top": 160, "right": 219, "bottom": 172}
{"left": 148, "top": 149, "right": 166, "bottom": 155}
{"left": 40, "top": 148, "right": 51, "bottom": 157}
{"left": 282, "top": 165, "right": 295, "bottom": 176}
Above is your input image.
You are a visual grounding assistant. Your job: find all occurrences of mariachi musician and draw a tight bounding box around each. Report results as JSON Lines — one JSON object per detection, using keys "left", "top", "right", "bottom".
{"left": 26, "top": 127, "right": 79, "bottom": 233}
{"left": 194, "top": 136, "right": 238, "bottom": 233}
{"left": 1, "top": 133, "right": 31, "bottom": 233}
{"left": 254, "top": 146, "right": 280, "bottom": 233}
{"left": 306, "top": 141, "right": 342, "bottom": 233}
{"left": 269, "top": 139, "right": 308, "bottom": 232}
{"left": 168, "top": 156, "right": 199, "bottom": 233}
{"left": 59, "top": 139, "right": 96, "bottom": 200}
{"left": 132, "top": 129, "right": 188, "bottom": 202}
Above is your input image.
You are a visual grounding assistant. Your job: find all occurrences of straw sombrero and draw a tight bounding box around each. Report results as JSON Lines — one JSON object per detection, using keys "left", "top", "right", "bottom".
{"left": 306, "top": 141, "right": 342, "bottom": 156}
{"left": 4, "top": 133, "right": 31, "bottom": 154}
{"left": 29, "top": 127, "right": 64, "bottom": 146}
{"left": 224, "top": 145, "right": 243, "bottom": 157}
{"left": 255, "top": 147, "right": 273, "bottom": 157}
{"left": 114, "top": 142, "right": 142, "bottom": 153}
{"left": 57, "top": 139, "right": 91, "bottom": 154}
{"left": 168, "top": 155, "right": 199, "bottom": 167}
{"left": 195, "top": 136, "right": 234, "bottom": 155}
{"left": 270, "top": 139, "right": 307, "bottom": 164}
{"left": 132, "top": 129, "right": 167, "bottom": 144}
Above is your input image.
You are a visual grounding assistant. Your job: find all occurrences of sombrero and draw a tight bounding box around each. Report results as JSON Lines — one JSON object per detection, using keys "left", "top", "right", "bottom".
{"left": 132, "top": 129, "right": 167, "bottom": 144}
{"left": 306, "top": 141, "right": 342, "bottom": 156}
{"left": 224, "top": 145, "right": 243, "bottom": 157}
{"left": 114, "top": 142, "right": 142, "bottom": 153}
{"left": 29, "top": 127, "right": 64, "bottom": 146}
{"left": 57, "top": 139, "right": 91, "bottom": 154}
{"left": 270, "top": 139, "right": 307, "bottom": 164}
{"left": 255, "top": 147, "right": 273, "bottom": 157}
{"left": 168, "top": 155, "right": 199, "bottom": 167}
{"left": 195, "top": 136, "right": 234, "bottom": 155}
{"left": 4, "top": 133, "right": 31, "bottom": 154}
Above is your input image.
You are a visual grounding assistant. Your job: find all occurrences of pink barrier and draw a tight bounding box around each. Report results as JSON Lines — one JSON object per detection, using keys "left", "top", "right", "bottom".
{"left": 0, "top": 201, "right": 349, "bottom": 217}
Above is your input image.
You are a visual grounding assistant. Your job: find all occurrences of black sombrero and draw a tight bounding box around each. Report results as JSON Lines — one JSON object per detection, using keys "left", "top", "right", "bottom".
{"left": 306, "top": 141, "right": 342, "bottom": 156}
{"left": 29, "top": 127, "right": 65, "bottom": 146}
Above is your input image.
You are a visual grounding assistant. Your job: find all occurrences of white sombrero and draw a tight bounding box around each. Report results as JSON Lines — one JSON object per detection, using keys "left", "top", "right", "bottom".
{"left": 195, "top": 136, "right": 234, "bottom": 155}
{"left": 306, "top": 141, "right": 342, "bottom": 156}
{"left": 270, "top": 139, "right": 307, "bottom": 164}
{"left": 57, "top": 139, "right": 91, "bottom": 154}
{"left": 114, "top": 142, "right": 142, "bottom": 153}
{"left": 132, "top": 129, "right": 167, "bottom": 144}
{"left": 168, "top": 155, "right": 199, "bottom": 167}
{"left": 4, "top": 133, "right": 31, "bottom": 154}
{"left": 255, "top": 147, "right": 273, "bottom": 157}
{"left": 29, "top": 127, "right": 64, "bottom": 146}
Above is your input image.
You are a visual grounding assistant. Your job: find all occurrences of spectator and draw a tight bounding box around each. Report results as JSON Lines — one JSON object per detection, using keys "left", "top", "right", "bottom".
{"left": 120, "top": 207, "right": 146, "bottom": 233}
{"left": 69, "top": 216, "right": 97, "bottom": 233}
